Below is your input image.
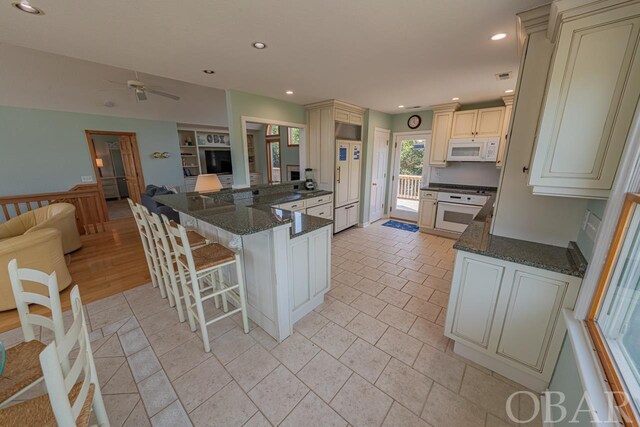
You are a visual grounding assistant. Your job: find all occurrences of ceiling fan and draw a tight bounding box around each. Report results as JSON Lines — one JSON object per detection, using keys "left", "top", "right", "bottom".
{"left": 108, "top": 72, "right": 180, "bottom": 102}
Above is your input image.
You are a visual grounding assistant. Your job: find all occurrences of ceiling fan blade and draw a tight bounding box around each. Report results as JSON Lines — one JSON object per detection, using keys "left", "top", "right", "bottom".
{"left": 146, "top": 89, "right": 180, "bottom": 101}
{"left": 107, "top": 80, "right": 127, "bottom": 86}
{"left": 135, "top": 89, "right": 147, "bottom": 101}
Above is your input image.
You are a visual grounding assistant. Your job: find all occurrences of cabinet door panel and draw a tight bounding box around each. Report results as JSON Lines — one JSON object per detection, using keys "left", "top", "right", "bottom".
{"left": 319, "top": 107, "right": 335, "bottom": 189}
{"left": 497, "top": 104, "right": 512, "bottom": 168}
{"left": 334, "top": 206, "right": 348, "bottom": 232}
{"left": 496, "top": 271, "right": 567, "bottom": 371}
{"left": 530, "top": 8, "right": 640, "bottom": 194}
{"left": 335, "top": 142, "right": 350, "bottom": 206}
{"left": 348, "top": 143, "right": 361, "bottom": 203}
{"left": 349, "top": 112, "right": 363, "bottom": 125}
{"left": 418, "top": 199, "right": 436, "bottom": 228}
{"left": 450, "top": 257, "right": 504, "bottom": 349}
{"left": 335, "top": 108, "right": 350, "bottom": 123}
{"left": 311, "top": 230, "right": 330, "bottom": 295}
{"left": 475, "top": 107, "right": 505, "bottom": 137}
{"left": 346, "top": 203, "right": 359, "bottom": 226}
{"left": 290, "top": 237, "right": 311, "bottom": 310}
{"left": 430, "top": 111, "right": 453, "bottom": 166}
{"left": 451, "top": 110, "right": 477, "bottom": 138}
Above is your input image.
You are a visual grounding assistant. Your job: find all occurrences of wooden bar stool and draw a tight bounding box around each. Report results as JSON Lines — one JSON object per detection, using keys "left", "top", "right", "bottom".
{"left": 0, "top": 286, "right": 109, "bottom": 427}
{"left": 128, "top": 199, "right": 166, "bottom": 298}
{"left": 165, "top": 219, "right": 249, "bottom": 353}
{"left": 144, "top": 210, "right": 207, "bottom": 323}
{"left": 1, "top": 259, "right": 68, "bottom": 409}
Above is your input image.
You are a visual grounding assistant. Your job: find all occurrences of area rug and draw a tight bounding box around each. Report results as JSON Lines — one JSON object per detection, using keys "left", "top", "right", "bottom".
{"left": 381, "top": 220, "right": 419, "bottom": 232}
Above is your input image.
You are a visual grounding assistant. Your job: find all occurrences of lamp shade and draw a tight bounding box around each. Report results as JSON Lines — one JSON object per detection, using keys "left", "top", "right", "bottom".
{"left": 194, "top": 174, "right": 223, "bottom": 192}
{"left": 95, "top": 158, "right": 104, "bottom": 168}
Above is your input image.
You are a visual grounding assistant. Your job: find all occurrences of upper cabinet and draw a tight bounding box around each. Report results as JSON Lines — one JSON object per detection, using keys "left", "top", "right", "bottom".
{"left": 528, "top": 1, "right": 640, "bottom": 199}
{"left": 496, "top": 96, "right": 514, "bottom": 168}
{"left": 451, "top": 107, "right": 505, "bottom": 139}
{"left": 429, "top": 102, "right": 460, "bottom": 167}
{"left": 335, "top": 108, "right": 363, "bottom": 125}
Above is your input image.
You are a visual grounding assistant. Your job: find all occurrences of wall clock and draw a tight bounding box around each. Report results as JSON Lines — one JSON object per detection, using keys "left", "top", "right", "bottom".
{"left": 407, "top": 114, "right": 421, "bottom": 129}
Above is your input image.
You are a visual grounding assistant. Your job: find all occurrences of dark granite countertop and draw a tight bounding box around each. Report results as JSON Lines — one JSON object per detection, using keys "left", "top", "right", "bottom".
{"left": 454, "top": 194, "right": 588, "bottom": 277}
{"left": 155, "top": 185, "right": 333, "bottom": 238}
{"left": 420, "top": 183, "right": 497, "bottom": 195}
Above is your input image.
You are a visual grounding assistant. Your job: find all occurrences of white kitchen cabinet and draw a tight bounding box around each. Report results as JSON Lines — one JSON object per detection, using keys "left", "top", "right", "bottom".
{"left": 451, "top": 107, "right": 505, "bottom": 139}
{"left": 334, "top": 141, "right": 361, "bottom": 207}
{"left": 418, "top": 191, "right": 438, "bottom": 229}
{"left": 529, "top": 2, "right": 640, "bottom": 199}
{"left": 335, "top": 108, "right": 363, "bottom": 125}
{"left": 496, "top": 96, "right": 514, "bottom": 168}
{"left": 306, "top": 203, "right": 333, "bottom": 219}
{"left": 334, "top": 202, "right": 358, "bottom": 233}
{"left": 306, "top": 194, "right": 333, "bottom": 208}
{"left": 277, "top": 200, "right": 306, "bottom": 212}
{"left": 289, "top": 226, "right": 331, "bottom": 323}
{"left": 445, "top": 251, "right": 582, "bottom": 391}
{"left": 429, "top": 103, "right": 460, "bottom": 167}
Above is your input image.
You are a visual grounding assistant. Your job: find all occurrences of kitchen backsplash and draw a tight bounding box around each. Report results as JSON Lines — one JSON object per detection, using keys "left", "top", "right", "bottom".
{"left": 429, "top": 162, "right": 500, "bottom": 187}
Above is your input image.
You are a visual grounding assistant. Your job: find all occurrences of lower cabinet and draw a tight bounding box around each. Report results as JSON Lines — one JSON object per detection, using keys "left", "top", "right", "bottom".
{"left": 288, "top": 226, "right": 331, "bottom": 323}
{"left": 445, "top": 250, "right": 582, "bottom": 391}
{"left": 306, "top": 203, "right": 333, "bottom": 219}
{"left": 334, "top": 202, "right": 358, "bottom": 233}
{"left": 418, "top": 192, "right": 438, "bottom": 229}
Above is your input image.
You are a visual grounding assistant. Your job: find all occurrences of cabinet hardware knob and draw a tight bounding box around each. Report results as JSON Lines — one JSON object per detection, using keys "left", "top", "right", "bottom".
{"left": 523, "top": 166, "right": 529, "bottom": 173}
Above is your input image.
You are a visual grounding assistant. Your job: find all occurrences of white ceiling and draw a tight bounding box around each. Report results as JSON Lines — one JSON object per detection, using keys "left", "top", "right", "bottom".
{"left": 0, "top": 0, "right": 548, "bottom": 113}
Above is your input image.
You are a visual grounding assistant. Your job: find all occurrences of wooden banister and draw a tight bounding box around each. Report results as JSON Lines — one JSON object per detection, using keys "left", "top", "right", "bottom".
{"left": 0, "top": 184, "right": 108, "bottom": 234}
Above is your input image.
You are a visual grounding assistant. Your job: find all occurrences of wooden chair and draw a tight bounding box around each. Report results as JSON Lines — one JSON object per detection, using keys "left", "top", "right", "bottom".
{"left": 164, "top": 218, "right": 249, "bottom": 352}
{"left": 0, "top": 259, "right": 68, "bottom": 409}
{"left": 0, "top": 286, "right": 109, "bottom": 426}
{"left": 128, "top": 199, "right": 166, "bottom": 298}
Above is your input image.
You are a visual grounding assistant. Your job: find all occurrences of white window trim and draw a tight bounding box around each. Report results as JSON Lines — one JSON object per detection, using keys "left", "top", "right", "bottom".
{"left": 564, "top": 104, "right": 640, "bottom": 426}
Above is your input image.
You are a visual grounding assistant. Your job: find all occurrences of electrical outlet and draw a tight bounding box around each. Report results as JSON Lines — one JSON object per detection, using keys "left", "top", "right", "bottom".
{"left": 585, "top": 212, "right": 601, "bottom": 241}
{"left": 81, "top": 176, "right": 94, "bottom": 183}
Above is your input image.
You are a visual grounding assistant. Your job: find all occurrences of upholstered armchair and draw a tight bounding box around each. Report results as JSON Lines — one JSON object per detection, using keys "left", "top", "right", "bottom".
{"left": 0, "top": 203, "right": 82, "bottom": 254}
{"left": 0, "top": 228, "right": 72, "bottom": 311}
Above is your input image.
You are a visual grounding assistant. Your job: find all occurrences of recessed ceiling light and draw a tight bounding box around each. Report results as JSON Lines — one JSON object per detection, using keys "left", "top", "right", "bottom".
{"left": 505, "top": 89, "right": 514, "bottom": 93}
{"left": 452, "top": 97, "right": 460, "bottom": 101}
{"left": 491, "top": 33, "right": 507, "bottom": 41}
{"left": 285, "top": 90, "right": 294, "bottom": 95}
{"left": 398, "top": 105, "right": 405, "bottom": 108}
{"left": 12, "top": 0, "right": 43, "bottom": 14}
{"left": 252, "top": 42, "right": 267, "bottom": 49}
{"left": 202, "top": 69, "right": 215, "bottom": 74}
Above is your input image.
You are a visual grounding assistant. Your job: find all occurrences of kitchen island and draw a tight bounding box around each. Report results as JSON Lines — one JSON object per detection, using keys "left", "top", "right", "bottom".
{"left": 155, "top": 182, "right": 334, "bottom": 342}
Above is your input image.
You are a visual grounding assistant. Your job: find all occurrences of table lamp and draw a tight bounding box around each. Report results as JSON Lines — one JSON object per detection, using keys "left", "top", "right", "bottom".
{"left": 95, "top": 158, "right": 104, "bottom": 177}
{"left": 194, "top": 174, "right": 223, "bottom": 192}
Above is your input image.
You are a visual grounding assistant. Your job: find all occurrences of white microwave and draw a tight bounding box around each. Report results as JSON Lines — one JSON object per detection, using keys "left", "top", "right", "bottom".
{"left": 447, "top": 138, "right": 499, "bottom": 162}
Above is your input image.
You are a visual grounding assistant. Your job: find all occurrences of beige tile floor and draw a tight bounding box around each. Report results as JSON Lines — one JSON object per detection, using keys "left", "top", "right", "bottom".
{"left": 0, "top": 221, "right": 543, "bottom": 427}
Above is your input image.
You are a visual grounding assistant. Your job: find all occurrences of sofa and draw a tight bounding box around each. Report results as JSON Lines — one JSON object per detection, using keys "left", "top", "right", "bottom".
{"left": 140, "top": 185, "right": 180, "bottom": 223}
{"left": 0, "top": 228, "right": 72, "bottom": 311}
{"left": 0, "top": 203, "right": 82, "bottom": 254}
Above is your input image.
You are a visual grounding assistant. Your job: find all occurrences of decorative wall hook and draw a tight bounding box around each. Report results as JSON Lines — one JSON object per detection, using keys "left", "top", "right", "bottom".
{"left": 152, "top": 152, "right": 170, "bottom": 159}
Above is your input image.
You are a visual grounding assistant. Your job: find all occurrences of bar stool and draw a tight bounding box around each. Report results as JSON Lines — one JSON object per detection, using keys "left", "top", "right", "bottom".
{"left": 144, "top": 210, "right": 206, "bottom": 323}
{"left": 128, "top": 199, "right": 165, "bottom": 298}
{"left": 164, "top": 219, "right": 249, "bottom": 352}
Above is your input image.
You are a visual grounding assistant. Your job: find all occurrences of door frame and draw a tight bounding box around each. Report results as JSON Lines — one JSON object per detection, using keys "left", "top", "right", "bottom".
{"left": 84, "top": 130, "right": 145, "bottom": 220}
{"left": 369, "top": 127, "right": 390, "bottom": 224}
{"left": 266, "top": 138, "right": 281, "bottom": 184}
{"left": 388, "top": 130, "right": 432, "bottom": 222}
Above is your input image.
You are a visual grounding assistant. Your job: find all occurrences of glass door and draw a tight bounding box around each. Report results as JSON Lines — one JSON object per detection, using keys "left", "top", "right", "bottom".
{"left": 266, "top": 140, "right": 281, "bottom": 183}
{"left": 390, "top": 134, "right": 431, "bottom": 222}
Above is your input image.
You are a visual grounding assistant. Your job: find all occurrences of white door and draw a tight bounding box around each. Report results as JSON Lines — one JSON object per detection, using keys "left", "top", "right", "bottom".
{"left": 370, "top": 128, "right": 390, "bottom": 223}
{"left": 390, "top": 133, "right": 431, "bottom": 222}
{"left": 335, "top": 141, "right": 350, "bottom": 207}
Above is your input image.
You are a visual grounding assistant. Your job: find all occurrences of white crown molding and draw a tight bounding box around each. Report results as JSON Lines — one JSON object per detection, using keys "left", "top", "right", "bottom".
{"left": 516, "top": 4, "right": 552, "bottom": 57}
{"left": 548, "top": 0, "right": 639, "bottom": 41}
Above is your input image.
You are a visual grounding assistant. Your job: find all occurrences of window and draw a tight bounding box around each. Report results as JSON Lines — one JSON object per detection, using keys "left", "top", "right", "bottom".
{"left": 266, "top": 125, "right": 280, "bottom": 136}
{"left": 587, "top": 193, "right": 640, "bottom": 426}
{"left": 288, "top": 127, "right": 301, "bottom": 147}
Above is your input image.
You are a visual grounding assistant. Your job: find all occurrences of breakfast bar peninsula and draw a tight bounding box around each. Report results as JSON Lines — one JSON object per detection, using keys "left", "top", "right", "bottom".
{"left": 155, "top": 182, "right": 334, "bottom": 342}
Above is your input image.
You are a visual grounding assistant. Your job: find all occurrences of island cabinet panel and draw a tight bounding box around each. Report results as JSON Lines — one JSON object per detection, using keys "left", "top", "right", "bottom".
{"left": 445, "top": 250, "right": 582, "bottom": 391}
{"left": 494, "top": 270, "right": 567, "bottom": 371}
{"left": 288, "top": 226, "right": 331, "bottom": 323}
{"left": 529, "top": 3, "right": 640, "bottom": 199}
{"left": 449, "top": 257, "right": 505, "bottom": 349}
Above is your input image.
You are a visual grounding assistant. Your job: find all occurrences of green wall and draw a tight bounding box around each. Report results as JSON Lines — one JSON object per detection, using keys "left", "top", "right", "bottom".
{"left": 361, "top": 110, "right": 392, "bottom": 224}
{"left": 391, "top": 110, "right": 433, "bottom": 133}
{"left": 548, "top": 199, "right": 607, "bottom": 427}
{"left": 0, "top": 105, "right": 183, "bottom": 197}
{"left": 225, "top": 90, "right": 306, "bottom": 186}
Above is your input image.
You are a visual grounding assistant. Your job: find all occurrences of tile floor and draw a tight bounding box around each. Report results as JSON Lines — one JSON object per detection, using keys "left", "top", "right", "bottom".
{"left": 0, "top": 221, "right": 543, "bottom": 427}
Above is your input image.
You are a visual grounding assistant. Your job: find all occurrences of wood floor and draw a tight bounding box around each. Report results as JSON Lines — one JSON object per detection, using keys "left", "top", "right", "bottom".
{"left": 0, "top": 217, "right": 149, "bottom": 332}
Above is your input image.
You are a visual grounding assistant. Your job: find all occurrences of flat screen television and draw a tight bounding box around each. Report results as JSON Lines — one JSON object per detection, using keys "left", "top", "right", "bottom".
{"left": 204, "top": 149, "right": 233, "bottom": 174}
